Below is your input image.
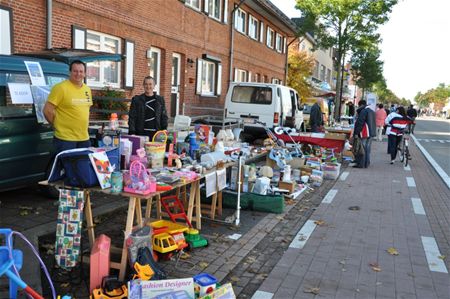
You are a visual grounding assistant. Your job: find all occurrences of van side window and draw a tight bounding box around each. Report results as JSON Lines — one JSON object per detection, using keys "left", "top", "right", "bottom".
{"left": 289, "top": 90, "right": 297, "bottom": 113}
{"left": 231, "top": 86, "right": 272, "bottom": 105}
{"left": 281, "top": 88, "right": 292, "bottom": 117}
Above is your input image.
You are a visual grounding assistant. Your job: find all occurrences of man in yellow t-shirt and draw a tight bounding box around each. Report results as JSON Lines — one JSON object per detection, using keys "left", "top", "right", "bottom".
{"left": 44, "top": 60, "right": 92, "bottom": 154}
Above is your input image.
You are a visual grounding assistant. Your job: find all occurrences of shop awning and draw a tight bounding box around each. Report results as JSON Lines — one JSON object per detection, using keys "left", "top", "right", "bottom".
{"left": 15, "top": 48, "right": 124, "bottom": 64}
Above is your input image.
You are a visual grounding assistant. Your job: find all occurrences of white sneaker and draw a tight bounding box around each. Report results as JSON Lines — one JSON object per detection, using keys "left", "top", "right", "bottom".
{"left": 390, "top": 160, "right": 395, "bottom": 164}
{"left": 349, "top": 162, "right": 357, "bottom": 167}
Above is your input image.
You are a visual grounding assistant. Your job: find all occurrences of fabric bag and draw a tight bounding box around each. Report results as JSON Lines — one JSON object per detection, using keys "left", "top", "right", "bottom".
{"left": 48, "top": 147, "right": 120, "bottom": 188}
{"left": 352, "top": 137, "right": 365, "bottom": 157}
{"left": 55, "top": 189, "right": 85, "bottom": 268}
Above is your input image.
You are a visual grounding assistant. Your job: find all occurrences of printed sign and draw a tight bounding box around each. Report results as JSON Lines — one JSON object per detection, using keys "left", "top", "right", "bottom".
{"left": 7, "top": 83, "right": 33, "bottom": 104}
{"left": 24, "top": 60, "right": 46, "bottom": 86}
{"left": 128, "top": 278, "right": 195, "bottom": 299}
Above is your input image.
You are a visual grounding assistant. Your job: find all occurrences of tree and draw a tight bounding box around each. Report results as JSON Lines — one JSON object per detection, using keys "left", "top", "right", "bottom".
{"left": 415, "top": 83, "right": 450, "bottom": 109}
{"left": 350, "top": 38, "right": 384, "bottom": 98}
{"left": 295, "top": 0, "right": 398, "bottom": 119}
{"left": 287, "top": 51, "right": 315, "bottom": 101}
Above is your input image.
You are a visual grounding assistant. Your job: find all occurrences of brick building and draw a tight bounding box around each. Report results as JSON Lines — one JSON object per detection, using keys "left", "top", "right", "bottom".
{"left": 0, "top": 0, "right": 296, "bottom": 117}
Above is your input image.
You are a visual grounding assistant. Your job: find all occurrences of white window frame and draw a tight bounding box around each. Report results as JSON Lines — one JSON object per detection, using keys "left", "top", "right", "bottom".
{"left": 248, "top": 15, "right": 258, "bottom": 40}
{"left": 0, "top": 6, "right": 13, "bottom": 55}
{"left": 185, "top": 0, "right": 200, "bottom": 11}
{"left": 266, "top": 27, "right": 274, "bottom": 48}
{"left": 259, "top": 21, "right": 264, "bottom": 43}
{"left": 234, "top": 69, "right": 248, "bottom": 82}
{"left": 275, "top": 33, "right": 282, "bottom": 53}
{"left": 234, "top": 8, "right": 246, "bottom": 34}
{"left": 272, "top": 78, "right": 280, "bottom": 84}
{"left": 207, "top": 0, "right": 222, "bottom": 21}
{"left": 196, "top": 59, "right": 222, "bottom": 96}
{"left": 86, "top": 30, "right": 121, "bottom": 88}
{"left": 320, "top": 65, "right": 326, "bottom": 81}
{"left": 148, "top": 47, "right": 162, "bottom": 94}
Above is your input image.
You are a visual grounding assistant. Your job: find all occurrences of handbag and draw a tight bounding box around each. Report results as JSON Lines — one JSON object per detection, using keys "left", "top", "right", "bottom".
{"left": 352, "top": 136, "right": 365, "bottom": 157}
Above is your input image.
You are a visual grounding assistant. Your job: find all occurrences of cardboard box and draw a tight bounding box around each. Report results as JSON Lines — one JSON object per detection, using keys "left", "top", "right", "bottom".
{"left": 288, "top": 157, "right": 305, "bottom": 169}
{"left": 279, "top": 181, "right": 296, "bottom": 193}
{"left": 300, "top": 165, "right": 314, "bottom": 176}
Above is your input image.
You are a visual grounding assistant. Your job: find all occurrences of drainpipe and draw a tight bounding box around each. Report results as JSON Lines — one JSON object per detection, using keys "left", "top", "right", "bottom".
{"left": 229, "top": 0, "right": 247, "bottom": 83}
{"left": 46, "top": 0, "right": 52, "bottom": 49}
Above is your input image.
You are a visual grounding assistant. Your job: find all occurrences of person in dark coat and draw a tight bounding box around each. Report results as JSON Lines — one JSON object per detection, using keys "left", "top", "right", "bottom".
{"left": 352, "top": 100, "right": 376, "bottom": 168}
{"left": 406, "top": 104, "right": 418, "bottom": 133}
{"left": 348, "top": 102, "right": 355, "bottom": 124}
{"left": 128, "top": 76, "right": 168, "bottom": 139}
{"left": 309, "top": 98, "right": 324, "bottom": 132}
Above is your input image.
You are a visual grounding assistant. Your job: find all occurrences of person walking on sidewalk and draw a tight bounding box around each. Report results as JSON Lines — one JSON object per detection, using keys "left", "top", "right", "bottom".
{"left": 385, "top": 106, "right": 409, "bottom": 164}
{"left": 407, "top": 104, "right": 418, "bottom": 134}
{"left": 309, "top": 97, "right": 324, "bottom": 132}
{"left": 375, "top": 103, "right": 387, "bottom": 141}
{"left": 352, "top": 100, "right": 376, "bottom": 168}
{"left": 128, "top": 76, "right": 168, "bottom": 140}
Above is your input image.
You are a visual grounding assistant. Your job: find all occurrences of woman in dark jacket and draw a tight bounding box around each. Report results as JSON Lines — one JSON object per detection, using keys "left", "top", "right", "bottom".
{"left": 128, "top": 76, "right": 168, "bottom": 139}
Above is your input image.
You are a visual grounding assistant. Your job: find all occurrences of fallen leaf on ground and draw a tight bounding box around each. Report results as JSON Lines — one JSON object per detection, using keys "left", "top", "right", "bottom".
{"left": 369, "top": 262, "right": 381, "bottom": 272}
{"left": 230, "top": 276, "right": 240, "bottom": 282}
{"left": 438, "top": 255, "right": 446, "bottom": 260}
{"left": 180, "top": 252, "right": 191, "bottom": 260}
{"left": 247, "top": 268, "right": 258, "bottom": 274}
{"left": 387, "top": 247, "right": 399, "bottom": 256}
{"left": 246, "top": 256, "right": 256, "bottom": 263}
{"left": 19, "top": 210, "right": 29, "bottom": 216}
{"left": 276, "top": 216, "right": 284, "bottom": 220}
{"left": 314, "top": 220, "right": 326, "bottom": 226}
{"left": 198, "top": 262, "right": 209, "bottom": 268}
{"left": 60, "top": 282, "right": 70, "bottom": 288}
{"left": 303, "top": 287, "right": 320, "bottom": 295}
{"left": 339, "top": 260, "right": 346, "bottom": 266}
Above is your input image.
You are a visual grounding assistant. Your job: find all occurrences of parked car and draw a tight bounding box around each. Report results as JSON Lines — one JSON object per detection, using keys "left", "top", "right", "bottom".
{"left": 0, "top": 55, "right": 68, "bottom": 195}
{"left": 224, "top": 82, "right": 304, "bottom": 139}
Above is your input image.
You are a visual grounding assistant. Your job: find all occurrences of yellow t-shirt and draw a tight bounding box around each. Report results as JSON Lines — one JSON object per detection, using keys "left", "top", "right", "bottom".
{"left": 47, "top": 80, "right": 92, "bottom": 141}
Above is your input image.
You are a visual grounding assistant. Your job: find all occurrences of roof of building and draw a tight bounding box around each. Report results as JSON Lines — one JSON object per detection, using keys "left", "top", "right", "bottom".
{"left": 244, "top": 0, "right": 297, "bottom": 36}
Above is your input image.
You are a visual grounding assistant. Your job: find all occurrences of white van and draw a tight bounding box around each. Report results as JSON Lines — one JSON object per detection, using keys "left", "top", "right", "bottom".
{"left": 224, "top": 82, "right": 304, "bottom": 136}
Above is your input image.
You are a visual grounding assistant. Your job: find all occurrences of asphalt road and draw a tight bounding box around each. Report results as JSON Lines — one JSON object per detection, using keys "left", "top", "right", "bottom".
{"left": 413, "top": 117, "right": 450, "bottom": 177}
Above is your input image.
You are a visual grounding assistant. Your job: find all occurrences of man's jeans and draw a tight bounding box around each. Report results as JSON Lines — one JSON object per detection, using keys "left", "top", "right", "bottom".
{"left": 53, "top": 137, "right": 91, "bottom": 155}
{"left": 356, "top": 138, "right": 373, "bottom": 168}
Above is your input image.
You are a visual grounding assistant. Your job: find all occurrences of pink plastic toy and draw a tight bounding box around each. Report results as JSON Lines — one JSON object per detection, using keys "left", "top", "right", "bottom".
{"left": 90, "top": 234, "right": 111, "bottom": 293}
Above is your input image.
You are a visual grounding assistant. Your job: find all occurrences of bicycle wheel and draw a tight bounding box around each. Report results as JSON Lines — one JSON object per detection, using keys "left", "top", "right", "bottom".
{"left": 400, "top": 139, "right": 405, "bottom": 162}
{"left": 404, "top": 146, "right": 410, "bottom": 167}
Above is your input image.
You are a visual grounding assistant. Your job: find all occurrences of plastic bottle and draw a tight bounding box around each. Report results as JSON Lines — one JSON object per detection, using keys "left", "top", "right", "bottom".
{"left": 109, "top": 113, "right": 118, "bottom": 130}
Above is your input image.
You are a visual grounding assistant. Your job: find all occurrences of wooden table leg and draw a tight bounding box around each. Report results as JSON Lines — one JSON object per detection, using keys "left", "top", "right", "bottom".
{"left": 145, "top": 196, "right": 154, "bottom": 221}
{"left": 84, "top": 191, "right": 95, "bottom": 248}
{"left": 195, "top": 180, "right": 201, "bottom": 230}
{"left": 210, "top": 193, "right": 217, "bottom": 220}
{"left": 156, "top": 194, "right": 162, "bottom": 219}
{"left": 187, "top": 181, "right": 195, "bottom": 223}
{"left": 118, "top": 197, "right": 136, "bottom": 281}
{"left": 217, "top": 190, "right": 223, "bottom": 216}
{"left": 135, "top": 197, "right": 143, "bottom": 227}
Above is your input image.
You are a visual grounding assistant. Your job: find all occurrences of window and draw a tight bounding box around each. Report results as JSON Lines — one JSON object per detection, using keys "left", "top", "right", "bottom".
{"left": 326, "top": 68, "right": 331, "bottom": 84}
{"left": 255, "top": 73, "right": 261, "bottom": 82}
{"left": 272, "top": 78, "right": 280, "bottom": 84}
{"left": 300, "top": 42, "right": 306, "bottom": 52}
{"left": 320, "top": 65, "right": 326, "bottom": 81}
{"left": 208, "top": 0, "right": 222, "bottom": 20}
{"left": 234, "top": 69, "right": 248, "bottom": 82}
{"left": 313, "top": 60, "right": 319, "bottom": 78}
{"left": 86, "top": 30, "right": 121, "bottom": 88}
{"left": 235, "top": 9, "right": 246, "bottom": 34}
{"left": 231, "top": 86, "right": 272, "bottom": 105}
{"left": 148, "top": 47, "right": 161, "bottom": 94}
{"left": 275, "top": 33, "right": 283, "bottom": 53}
{"left": 266, "top": 27, "right": 274, "bottom": 48}
{"left": 196, "top": 59, "right": 222, "bottom": 96}
{"left": 248, "top": 15, "right": 258, "bottom": 40}
{"left": 0, "top": 6, "right": 13, "bottom": 55}
{"left": 185, "top": 0, "right": 200, "bottom": 10}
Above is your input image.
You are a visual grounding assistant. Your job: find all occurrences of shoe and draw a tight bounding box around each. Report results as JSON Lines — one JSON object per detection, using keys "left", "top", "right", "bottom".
{"left": 349, "top": 162, "right": 357, "bottom": 167}
{"left": 390, "top": 160, "right": 394, "bottom": 164}
{"left": 352, "top": 165, "right": 362, "bottom": 168}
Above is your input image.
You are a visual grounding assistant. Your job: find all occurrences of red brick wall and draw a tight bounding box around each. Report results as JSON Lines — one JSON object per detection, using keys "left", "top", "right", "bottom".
{"left": 1, "top": 0, "right": 290, "bottom": 116}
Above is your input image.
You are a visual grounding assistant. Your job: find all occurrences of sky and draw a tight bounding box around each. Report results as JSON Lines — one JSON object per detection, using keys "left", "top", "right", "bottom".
{"left": 270, "top": 0, "right": 450, "bottom": 101}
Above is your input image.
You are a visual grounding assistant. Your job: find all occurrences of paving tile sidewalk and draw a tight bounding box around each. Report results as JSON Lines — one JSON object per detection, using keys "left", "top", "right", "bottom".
{"left": 255, "top": 140, "right": 450, "bottom": 298}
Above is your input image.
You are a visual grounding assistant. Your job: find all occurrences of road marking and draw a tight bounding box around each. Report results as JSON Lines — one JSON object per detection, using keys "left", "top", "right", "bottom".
{"left": 424, "top": 139, "right": 430, "bottom": 142}
{"left": 406, "top": 177, "right": 416, "bottom": 187}
{"left": 252, "top": 291, "right": 273, "bottom": 299}
{"left": 289, "top": 219, "right": 317, "bottom": 249}
{"left": 322, "top": 189, "right": 338, "bottom": 203}
{"left": 421, "top": 236, "right": 448, "bottom": 273}
{"left": 404, "top": 165, "right": 411, "bottom": 171}
{"left": 439, "top": 140, "right": 445, "bottom": 143}
{"left": 340, "top": 171, "right": 349, "bottom": 181}
{"left": 411, "top": 197, "right": 426, "bottom": 215}
{"left": 412, "top": 135, "right": 450, "bottom": 189}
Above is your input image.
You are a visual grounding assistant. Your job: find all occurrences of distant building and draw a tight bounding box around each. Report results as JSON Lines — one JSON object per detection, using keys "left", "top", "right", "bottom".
{"left": 0, "top": 0, "right": 296, "bottom": 117}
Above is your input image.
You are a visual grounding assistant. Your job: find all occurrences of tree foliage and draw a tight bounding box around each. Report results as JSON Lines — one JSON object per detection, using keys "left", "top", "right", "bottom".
{"left": 287, "top": 51, "right": 315, "bottom": 101}
{"left": 415, "top": 83, "right": 450, "bottom": 108}
{"left": 295, "top": 0, "right": 398, "bottom": 118}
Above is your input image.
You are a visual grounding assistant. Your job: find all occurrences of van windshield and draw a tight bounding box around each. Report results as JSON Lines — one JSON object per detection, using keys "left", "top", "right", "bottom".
{"left": 0, "top": 71, "right": 66, "bottom": 118}
{"left": 231, "top": 86, "right": 272, "bottom": 105}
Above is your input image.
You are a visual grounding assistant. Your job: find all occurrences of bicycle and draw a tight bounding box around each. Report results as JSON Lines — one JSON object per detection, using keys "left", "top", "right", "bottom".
{"left": 398, "top": 130, "right": 411, "bottom": 167}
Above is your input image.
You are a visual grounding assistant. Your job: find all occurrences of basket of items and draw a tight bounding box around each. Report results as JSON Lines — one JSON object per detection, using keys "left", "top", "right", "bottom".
{"left": 123, "top": 160, "right": 156, "bottom": 195}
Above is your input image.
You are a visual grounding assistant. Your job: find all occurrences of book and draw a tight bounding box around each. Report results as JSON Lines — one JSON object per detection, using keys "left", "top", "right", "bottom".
{"left": 88, "top": 151, "right": 113, "bottom": 189}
